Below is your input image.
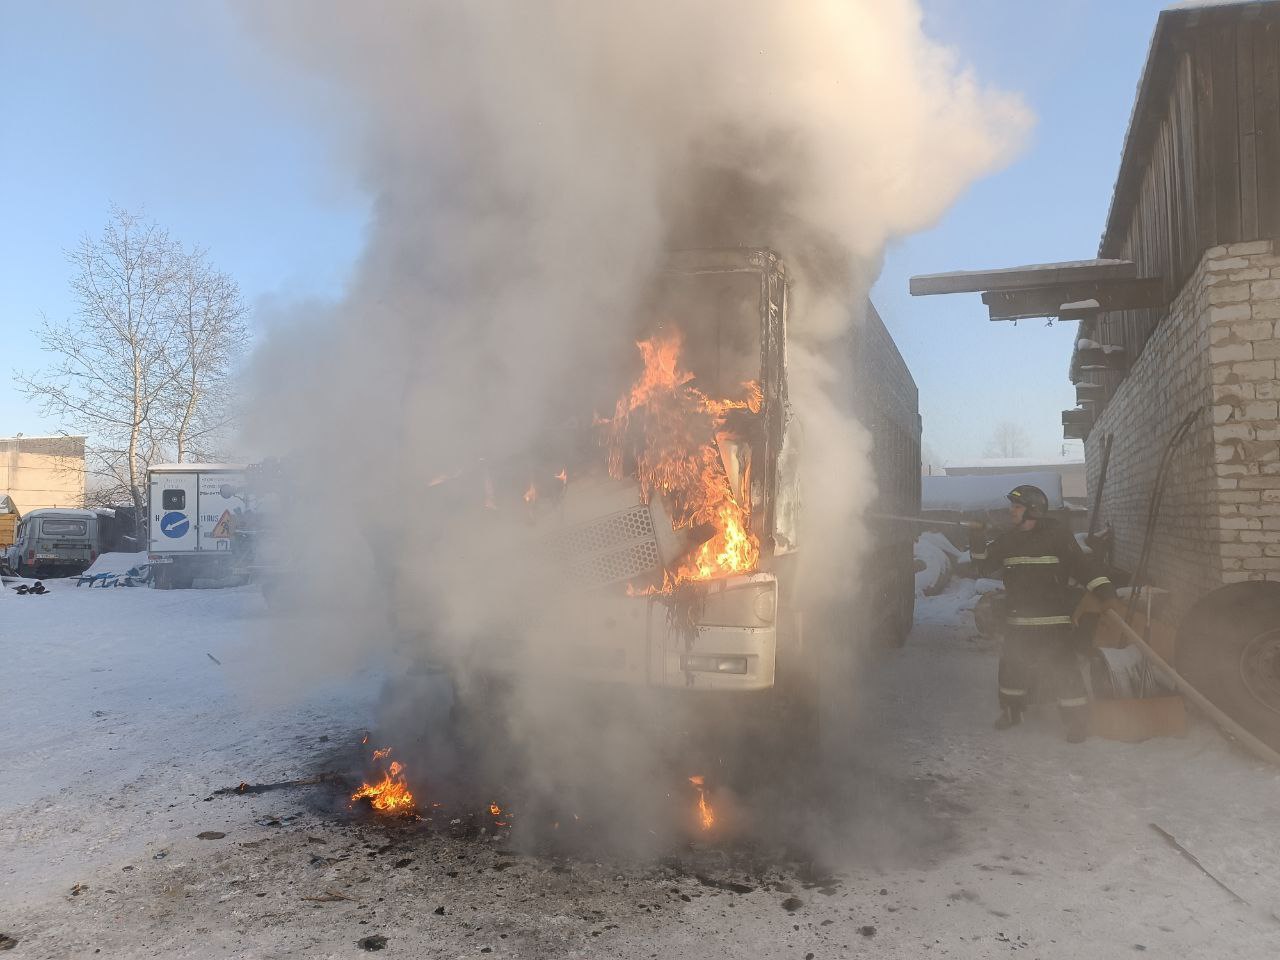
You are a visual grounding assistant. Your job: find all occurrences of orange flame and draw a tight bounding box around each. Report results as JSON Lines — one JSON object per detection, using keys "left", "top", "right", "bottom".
{"left": 555, "top": 468, "right": 568, "bottom": 484}
{"left": 523, "top": 482, "right": 537, "bottom": 504}
{"left": 489, "top": 802, "right": 502, "bottom": 816}
{"left": 688, "top": 775, "right": 715, "bottom": 831}
{"left": 351, "top": 747, "right": 416, "bottom": 815}
{"left": 605, "top": 332, "right": 760, "bottom": 588}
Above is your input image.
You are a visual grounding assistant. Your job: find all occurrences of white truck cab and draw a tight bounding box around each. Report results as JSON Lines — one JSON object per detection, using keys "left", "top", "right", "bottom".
{"left": 147, "top": 464, "right": 247, "bottom": 589}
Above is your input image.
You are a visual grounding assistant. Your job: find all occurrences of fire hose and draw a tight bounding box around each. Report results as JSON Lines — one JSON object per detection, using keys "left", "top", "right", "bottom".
{"left": 1103, "top": 609, "right": 1280, "bottom": 768}
{"left": 870, "top": 512, "right": 981, "bottom": 531}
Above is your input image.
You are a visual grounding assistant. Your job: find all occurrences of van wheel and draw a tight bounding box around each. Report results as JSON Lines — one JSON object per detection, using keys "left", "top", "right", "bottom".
{"left": 1178, "top": 582, "right": 1280, "bottom": 752}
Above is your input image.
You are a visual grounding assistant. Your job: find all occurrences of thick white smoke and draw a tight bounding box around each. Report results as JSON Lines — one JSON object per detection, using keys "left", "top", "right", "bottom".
{"left": 236, "top": 0, "right": 1028, "bottom": 847}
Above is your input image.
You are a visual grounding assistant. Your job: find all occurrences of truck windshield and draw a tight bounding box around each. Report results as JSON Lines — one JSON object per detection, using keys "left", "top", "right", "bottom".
{"left": 40, "top": 519, "right": 87, "bottom": 537}
{"left": 638, "top": 270, "right": 762, "bottom": 396}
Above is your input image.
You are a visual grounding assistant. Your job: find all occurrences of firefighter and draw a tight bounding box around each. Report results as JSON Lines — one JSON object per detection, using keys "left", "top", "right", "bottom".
{"left": 970, "top": 484, "right": 1119, "bottom": 742}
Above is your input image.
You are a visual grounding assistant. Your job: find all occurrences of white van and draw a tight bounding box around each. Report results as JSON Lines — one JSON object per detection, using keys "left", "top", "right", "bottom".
{"left": 147, "top": 464, "right": 246, "bottom": 589}
{"left": 5, "top": 508, "right": 99, "bottom": 578}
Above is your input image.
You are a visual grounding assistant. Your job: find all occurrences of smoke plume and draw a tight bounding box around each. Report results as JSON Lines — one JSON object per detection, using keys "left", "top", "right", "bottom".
{"left": 237, "top": 0, "right": 1028, "bottom": 853}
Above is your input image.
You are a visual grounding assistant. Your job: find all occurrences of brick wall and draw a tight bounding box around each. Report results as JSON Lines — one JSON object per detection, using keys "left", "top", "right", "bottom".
{"left": 1087, "top": 240, "right": 1280, "bottom": 618}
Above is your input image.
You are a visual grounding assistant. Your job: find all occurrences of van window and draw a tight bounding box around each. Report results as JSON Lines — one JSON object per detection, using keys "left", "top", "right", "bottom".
{"left": 162, "top": 489, "right": 186, "bottom": 510}
{"left": 40, "top": 518, "right": 88, "bottom": 537}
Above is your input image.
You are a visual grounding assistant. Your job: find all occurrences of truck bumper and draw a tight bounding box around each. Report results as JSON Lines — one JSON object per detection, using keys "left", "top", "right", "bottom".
{"left": 472, "top": 572, "right": 778, "bottom": 692}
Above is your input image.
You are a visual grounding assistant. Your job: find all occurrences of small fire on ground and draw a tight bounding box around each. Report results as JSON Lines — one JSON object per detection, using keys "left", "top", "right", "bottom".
{"left": 350, "top": 746, "right": 416, "bottom": 815}
{"left": 348, "top": 740, "right": 715, "bottom": 838}
{"left": 688, "top": 775, "right": 716, "bottom": 832}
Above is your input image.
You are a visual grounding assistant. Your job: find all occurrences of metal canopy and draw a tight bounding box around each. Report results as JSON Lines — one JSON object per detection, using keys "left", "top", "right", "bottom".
{"left": 909, "top": 258, "right": 1165, "bottom": 322}
{"left": 909, "top": 259, "right": 1136, "bottom": 296}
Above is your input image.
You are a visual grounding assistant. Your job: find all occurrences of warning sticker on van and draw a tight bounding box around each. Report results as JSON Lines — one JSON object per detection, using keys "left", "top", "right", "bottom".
{"left": 210, "top": 511, "right": 235, "bottom": 539}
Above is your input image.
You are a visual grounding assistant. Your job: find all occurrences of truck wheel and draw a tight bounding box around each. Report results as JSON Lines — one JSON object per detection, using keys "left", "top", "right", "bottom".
{"left": 1177, "top": 582, "right": 1280, "bottom": 752}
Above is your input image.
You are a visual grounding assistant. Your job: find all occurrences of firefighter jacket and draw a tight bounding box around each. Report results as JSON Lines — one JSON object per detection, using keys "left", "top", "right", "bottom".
{"left": 971, "top": 518, "right": 1116, "bottom": 628}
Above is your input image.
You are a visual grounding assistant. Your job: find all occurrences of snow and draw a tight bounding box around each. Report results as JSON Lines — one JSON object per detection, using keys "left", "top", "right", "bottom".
{"left": 3, "top": 579, "right": 1280, "bottom": 956}
{"left": 1060, "top": 298, "right": 1100, "bottom": 310}
{"left": 917, "top": 258, "right": 1132, "bottom": 280}
{"left": 923, "top": 471, "right": 1065, "bottom": 513}
{"left": 148, "top": 462, "right": 246, "bottom": 472}
{"left": 82, "top": 550, "right": 150, "bottom": 577}
{"left": 913, "top": 534, "right": 953, "bottom": 597}
{"left": 16, "top": 507, "right": 100, "bottom": 520}
{"left": 1167, "top": 0, "right": 1251, "bottom": 9}
{"left": 944, "top": 456, "right": 1084, "bottom": 469}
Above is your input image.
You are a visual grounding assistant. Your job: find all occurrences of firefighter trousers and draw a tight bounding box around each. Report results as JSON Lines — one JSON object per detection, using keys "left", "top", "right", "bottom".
{"left": 996, "top": 624, "right": 1087, "bottom": 711}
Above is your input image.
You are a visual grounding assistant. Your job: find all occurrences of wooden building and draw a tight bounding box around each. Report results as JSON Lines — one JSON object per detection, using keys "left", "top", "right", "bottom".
{"left": 911, "top": 0, "right": 1280, "bottom": 613}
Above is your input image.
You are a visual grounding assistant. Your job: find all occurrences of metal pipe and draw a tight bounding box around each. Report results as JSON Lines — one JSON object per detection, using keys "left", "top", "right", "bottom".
{"left": 1103, "top": 609, "right": 1280, "bottom": 768}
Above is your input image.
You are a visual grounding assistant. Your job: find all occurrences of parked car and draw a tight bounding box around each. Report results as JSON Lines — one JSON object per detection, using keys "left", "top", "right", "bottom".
{"left": 5, "top": 508, "right": 100, "bottom": 579}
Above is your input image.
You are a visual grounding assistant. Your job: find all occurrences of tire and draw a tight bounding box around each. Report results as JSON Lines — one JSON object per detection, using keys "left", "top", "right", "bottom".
{"left": 1177, "top": 582, "right": 1280, "bottom": 752}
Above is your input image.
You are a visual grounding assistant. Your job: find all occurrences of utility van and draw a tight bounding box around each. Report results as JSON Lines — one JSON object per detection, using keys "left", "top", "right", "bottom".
{"left": 147, "top": 464, "right": 247, "bottom": 589}
{"left": 5, "top": 508, "right": 99, "bottom": 578}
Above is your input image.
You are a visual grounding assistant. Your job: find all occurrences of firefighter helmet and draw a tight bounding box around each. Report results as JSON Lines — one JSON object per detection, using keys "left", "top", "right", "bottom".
{"left": 1007, "top": 484, "right": 1049, "bottom": 520}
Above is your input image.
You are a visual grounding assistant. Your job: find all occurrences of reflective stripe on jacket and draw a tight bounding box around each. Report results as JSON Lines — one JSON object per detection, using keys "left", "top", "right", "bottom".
{"left": 972, "top": 517, "right": 1116, "bottom": 624}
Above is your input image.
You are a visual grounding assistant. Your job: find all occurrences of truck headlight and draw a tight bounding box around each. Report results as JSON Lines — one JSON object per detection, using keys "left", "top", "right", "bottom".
{"left": 752, "top": 590, "right": 776, "bottom": 624}
{"left": 682, "top": 655, "right": 749, "bottom": 675}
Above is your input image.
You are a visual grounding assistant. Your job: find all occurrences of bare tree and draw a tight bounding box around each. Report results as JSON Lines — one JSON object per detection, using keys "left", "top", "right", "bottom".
{"left": 163, "top": 248, "right": 247, "bottom": 462}
{"left": 20, "top": 208, "right": 182, "bottom": 518}
{"left": 19, "top": 207, "right": 248, "bottom": 524}
{"left": 984, "top": 420, "right": 1031, "bottom": 458}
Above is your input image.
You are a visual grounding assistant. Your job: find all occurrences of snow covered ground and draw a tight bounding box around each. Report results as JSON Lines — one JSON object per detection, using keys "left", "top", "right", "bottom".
{"left": 3, "top": 578, "right": 1280, "bottom": 958}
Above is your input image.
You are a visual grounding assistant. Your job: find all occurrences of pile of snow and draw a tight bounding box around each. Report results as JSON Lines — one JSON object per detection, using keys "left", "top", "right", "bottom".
{"left": 82, "top": 551, "right": 149, "bottom": 577}
{"left": 922, "top": 471, "right": 1065, "bottom": 514}
{"left": 914, "top": 574, "right": 1005, "bottom": 625}
{"left": 914, "top": 531, "right": 965, "bottom": 597}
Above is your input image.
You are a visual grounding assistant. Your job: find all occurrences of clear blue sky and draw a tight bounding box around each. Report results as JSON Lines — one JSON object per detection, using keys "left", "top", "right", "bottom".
{"left": 0, "top": 1, "right": 1173, "bottom": 462}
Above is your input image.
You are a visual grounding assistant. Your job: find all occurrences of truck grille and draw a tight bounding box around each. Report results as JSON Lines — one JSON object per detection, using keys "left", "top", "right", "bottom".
{"left": 543, "top": 502, "right": 661, "bottom": 589}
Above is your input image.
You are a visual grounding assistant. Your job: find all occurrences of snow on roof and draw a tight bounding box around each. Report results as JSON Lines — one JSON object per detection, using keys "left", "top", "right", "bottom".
{"left": 20, "top": 508, "right": 100, "bottom": 519}
{"left": 924, "top": 259, "right": 1129, "bottom": 279}
{"left": 923, "top": 472, "right": 1066, "bottom": 513}
{"left": 148, "top": 463, "right": 246, "bottom": 473}
{"left": 1060, "top": 299, "right": 1100, "bottom": 310}
{"left": 0, "top": 434, "right": 88, "bottom": 442}
{"left": 944, "top": 457, "right": 1084, "bottom": 469}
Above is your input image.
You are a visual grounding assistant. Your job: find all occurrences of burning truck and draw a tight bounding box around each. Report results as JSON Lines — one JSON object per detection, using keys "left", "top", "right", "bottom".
{"left": 410, "top": 247, "right": 920, "bottom": 750}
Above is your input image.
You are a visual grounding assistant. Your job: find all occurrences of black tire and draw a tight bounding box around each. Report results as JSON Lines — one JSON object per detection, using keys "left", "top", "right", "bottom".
{"left": 1177, "top": 582, "right": 1280, "bottom": 752}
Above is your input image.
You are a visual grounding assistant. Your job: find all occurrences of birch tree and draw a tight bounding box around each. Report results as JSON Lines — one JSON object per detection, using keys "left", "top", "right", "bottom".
{"left": 984, "top": 420, "right": 1031, "bottom": 459}
{"left": 19, "top": 207, "right": 248, "bottom": 520}
{"left": 164, "top": 248, "right": 247, "bottom": 462}
{"left": 20, "top": 208, "right": 181, "bottom": 517}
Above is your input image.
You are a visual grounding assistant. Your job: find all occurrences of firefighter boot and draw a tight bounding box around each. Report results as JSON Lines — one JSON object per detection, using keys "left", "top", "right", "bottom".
{"left": 993, "top": 703, "right": 1023, "bottom": 730}
{"left": 1061, "top": 704, "right": 1089, "bottom": 743}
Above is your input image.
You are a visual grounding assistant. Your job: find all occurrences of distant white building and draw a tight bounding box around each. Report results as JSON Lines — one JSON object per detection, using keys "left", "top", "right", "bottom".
{"left": 941, "top": 457, "right": 1087, "bottom": 506}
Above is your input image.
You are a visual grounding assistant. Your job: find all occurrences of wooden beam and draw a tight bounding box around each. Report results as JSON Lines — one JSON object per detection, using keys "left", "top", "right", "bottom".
{"left": 1059, "top": 302, "right": 1103, "bottom": 322}
{"left": 909, "top": 259, "right": 1136, "bottom": 296}
{"left": 983, "top": 278, "right": 1166, "bottom": 321}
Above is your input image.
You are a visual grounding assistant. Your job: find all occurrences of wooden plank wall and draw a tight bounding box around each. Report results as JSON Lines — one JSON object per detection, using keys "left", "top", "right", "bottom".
{"left": 1100, "top": 8, "right": 1280, "bottom": 366}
